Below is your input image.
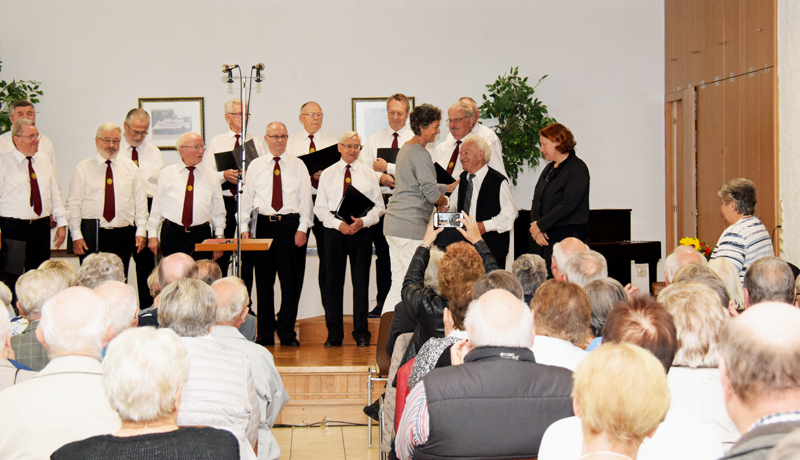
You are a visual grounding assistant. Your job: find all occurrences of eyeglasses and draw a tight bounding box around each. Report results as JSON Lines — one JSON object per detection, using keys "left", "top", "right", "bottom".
{"left": 388, "top": 111, "right": 407, "bottom": 118}
{"left": 98, "top": 138, "right": 121, "bottom": 145}
{"left": 447, "top": 117, "right": 468, "bottom": 125}
{"left": 180, "top": 145, "right": 205, "bottom": 151}
{"left": 266, "top": 135, "right": 289, "bottom": 140}
{"left": 13, "top": 134, "right": 40, "bottom": 141}
{"left": 340, "top": 143, "right": 362, "bottom": 151}
{"left": 227, "top": 112, "right": 251, "bottom": 117}
{"left": 301, "top": 112, "right": 323, "bottom": 119}
{"left": 128, "top": 128, "right": 148, "bottom": 137}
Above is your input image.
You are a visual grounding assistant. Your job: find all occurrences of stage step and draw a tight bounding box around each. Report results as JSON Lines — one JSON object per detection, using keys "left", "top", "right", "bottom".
{"left": 295, "top": 315, "right": 381, "bottom": 345}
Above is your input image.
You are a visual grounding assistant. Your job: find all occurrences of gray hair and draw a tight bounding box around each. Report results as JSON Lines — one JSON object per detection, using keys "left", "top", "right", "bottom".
{"left": 38, "top": 260, "right": 79, "bottom": 287}
{"left": 0, "top": 307, "right": 10, "bottom": 343}
{"left": 584, "top": 277, "right": 627, "bottom": 337}
{"left": 665, "top": 246, "right": 708, "bottom": 283}
{"left": 224, "top": 98, "right": 242, "bottom": 114}
{"left": 158, "top": 278, "right": 217, "bottom": 337}
{"left": 448, "top": 100, "right": 475, "bottom": 120}
{"left": 39, "top": 287, "right": 111, "bottom": 359}
{"left": 465, "top": 290, "right": 534, "bottom": 349}
{"left": 473, "top": 270, "right": 524, "bottom": 300}
{"left": 552, "top": 241, "right": 569, "bottom": 274}
{"left": 124, "top": 108, "right": 150, "bottom": 125}
{"left": 196, "top": 259, "right": 222, "bottom": 285}
{"left": 744, "top": 257, "right": 795, "bottom": 305}
{"left": 0, "top": 281, "right": 11, "bottom": 315}
{"left": 78, "top": 252, "right": 125, "bottom": 289}
{"left": 563, "top": 250, "right": 608, "bottom": 287}
{"left": 16, "top": 269, "right": 70, "bottom": 318}
{"left": 461, "top": 134, "right": 492, "bottom": 164}
{"left": 718, "top": 177, "right": 757, "bottom": 216}
{"left": 512, "top": 253, "right": 548, "bottom": 298}
{"left": 94, "top": 281, "right": 138, "bottom": 337}
{"left": 103, "top": 327, "right": 189, "bottom": 423}
{"left": 95, "top": 123, "right": 122, "bottom": 138}
{"left": 212, "top": 277, "right": 249, "bottom": 324}
{"left": 673, "top": 264, "right": 731, "bottom": 312}
{"left": 338, "top": 131, "right": 360, "bottom": 143}
{"left": 10, "top": 119, "right": 34, "bottom": 137}
{"left": 175, "top": 132, "right": 203, "bottom": 151}
{"left": 708, "top": 258, "right": 745, "bottom": 308}
{"left": 423, "top": 247, "right": 446, "bottom": 294}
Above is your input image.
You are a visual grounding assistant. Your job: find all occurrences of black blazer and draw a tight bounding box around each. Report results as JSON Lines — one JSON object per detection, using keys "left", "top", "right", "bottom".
{"left": 530, "top": 151, "right": 590, "bottom": 232}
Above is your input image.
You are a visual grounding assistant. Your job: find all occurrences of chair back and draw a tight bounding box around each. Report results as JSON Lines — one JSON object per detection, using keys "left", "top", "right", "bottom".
{"left": 375, "top": 311, "right": 394, "bottom": 377}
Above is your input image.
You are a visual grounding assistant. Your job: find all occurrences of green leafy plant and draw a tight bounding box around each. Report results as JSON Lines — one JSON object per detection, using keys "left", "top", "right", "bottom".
{"left": 480, "top": 67, "right": 556, "bottom": 185}
{"left": 0, "top": 58, "right": 44, "bottom": 134}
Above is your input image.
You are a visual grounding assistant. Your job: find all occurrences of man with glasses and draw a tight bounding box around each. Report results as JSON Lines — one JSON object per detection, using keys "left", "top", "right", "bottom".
{"left": 0, "top": 100, "right": 58, "bottom": 173}
{"left": 240, "top": 122, "right": 312, "bottom": 347}
{"left": 120, "top": 108, "right": 164, "bottom": 308}
{"left": 0, "top": 120, "right": 67, "bottom": 291}
{"left": 66, "top": 123, "right": 148, "bottom": 277}
{"left": 146, "top": 132, "right": 225, "bottom": 261}
{"left": 313, "top": 132, "right": 384, "bottom": 347}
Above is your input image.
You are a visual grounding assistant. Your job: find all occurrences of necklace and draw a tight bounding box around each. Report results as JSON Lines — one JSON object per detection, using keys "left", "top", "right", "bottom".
{"left": 579, "top": 451, "right": 633, "bottom": 460}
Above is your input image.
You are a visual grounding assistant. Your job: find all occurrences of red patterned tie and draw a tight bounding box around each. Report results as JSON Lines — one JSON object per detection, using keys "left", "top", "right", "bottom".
{"left": 446, "top": 140, "right": 461, "bottom": 175}
{"left": 181, "top": 166, "right": 195, "bottom": 228}
{"left": 308, "top": 135, "right": 316, "bottom": 153}
{"left": 272, "top": 157, "right": 283, "bottom": 211}
{"left": 234, "top": 134, "right": 241, "bottom": 149}
{"left": 103, "top": 160, "right": 115, "bottom": 222}
{"left": 131, "top": 147, "right": 139, "bottom": 166}
{"left": 391, "top": 132, "right": 399, "bottom": 149}
{"left": 27, "top": 157, "right": 42, "bottom": 216}
{"left": 343, "top": 164, "right": 352, "bottom": 195}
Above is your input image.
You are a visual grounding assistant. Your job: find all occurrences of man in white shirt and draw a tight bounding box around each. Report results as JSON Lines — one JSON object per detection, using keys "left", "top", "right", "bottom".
{"left": 146, "top": 132, "right": 225, "bottom": 260}
{"left": 313, "top": 132, "right": 385, "bottom": 347}
{"left": 433, "top": 99, "right": 507, "bottom": 180}
{"left": 120, "top": 108, "right": 164, "bottom": 308}
{"left": 241, "top": 122, "right": 313, "bottom": 347}
{"left": 0, "top": 100, "right": 58, "bottom": 172}
{"left": 66, "top": 123, "right": 148, "bottom": 276}
{"left": 440, "top": 134, "right": 517, "bottom": 266}
{"left": 0, "top": 120, "right": 67, "bottom": 291}
{"left": 359, "top": 94, "right": 414, "bottom": 318}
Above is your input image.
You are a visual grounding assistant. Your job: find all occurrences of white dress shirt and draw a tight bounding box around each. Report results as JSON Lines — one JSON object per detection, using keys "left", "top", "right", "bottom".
{"left": 313, "top": 159, "right": 385, "bottom": 230}
{"left": 240, "top": 153, "right": 314, "bottom": 233}
{"left": 0, "top": 131, "right": 58, "bottom": 175}
{"left": 530, "top": 335, "right": 588, "bottom": 372}
{"left": 206, "top": 130, "right": 268, "bottom": 197}
{"left": 120, "top": 139, "right": 164, "bottom": 198}
{"left": 448, "top": 164, "right": 518, "bottom": 233}
{"left": 66, "top": 154, "right": 148, "bottom": 239}
{"left": 146, "top": 163, "right": 226, "bottom": 238}
{"left": 0, "top": 150, "right": 67, "bottom": 226}
{"left": 433, "top": 123, "right": 507, "bottom": 179}
{"left": 360, "top": 125, "right": 414, "bottom": 194}
{"left": 285, "top": 129, "right": 338, "bottom": 158}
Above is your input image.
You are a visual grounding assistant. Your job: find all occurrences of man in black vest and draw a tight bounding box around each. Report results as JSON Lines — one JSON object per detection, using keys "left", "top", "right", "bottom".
{"left": 396, "top": 289, "right": 574, "bottom": 460}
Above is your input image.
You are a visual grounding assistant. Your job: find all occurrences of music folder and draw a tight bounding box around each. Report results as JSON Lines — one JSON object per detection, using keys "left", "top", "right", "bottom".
{"left": 435, "top": 162, "right": 456, "bottom": 184}
{"left": 214, "top": 139, "right": 260, "bottom": 191}
{"left": 298, "top": 144, "right": 340, "bottom": 176}
{"left": 332, "top": 185, "right": 375, "bottom": 225}
{"left": 66, "top": 219, "right": 99, "bottom": 255}
{"left": 0, "top": 238, "right": 26, "bottom": 276}
{"left": 377, "top": 148, "right": 399, "bottom": 164}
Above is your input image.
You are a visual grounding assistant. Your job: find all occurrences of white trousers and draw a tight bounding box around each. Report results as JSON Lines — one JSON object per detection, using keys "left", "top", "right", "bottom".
{"left": 383, "top": 235, "right": 423, "bottom": 313}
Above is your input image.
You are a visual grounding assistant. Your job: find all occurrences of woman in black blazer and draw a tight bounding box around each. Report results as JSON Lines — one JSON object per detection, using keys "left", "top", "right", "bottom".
{"left": 529, "top": 123, "right": 590, "bottom": 268}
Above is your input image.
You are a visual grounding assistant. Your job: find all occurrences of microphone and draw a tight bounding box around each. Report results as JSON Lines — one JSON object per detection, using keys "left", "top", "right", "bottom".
{"left": 252, "top": 63, "right": 265, "bottom": 71}
{"left": 253, "top": 63, "right": 265, "bottom": 83}
{"left": 221, "top": 64, "right": 239, "bottom": 72}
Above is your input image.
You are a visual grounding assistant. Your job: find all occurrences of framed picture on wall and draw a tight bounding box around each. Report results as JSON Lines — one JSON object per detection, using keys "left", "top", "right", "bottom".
{"left": 351, "top": 96, "right": 415, "bottom": 141}
{"left": 138, "top": 97, "right": 205, "bottom": 150}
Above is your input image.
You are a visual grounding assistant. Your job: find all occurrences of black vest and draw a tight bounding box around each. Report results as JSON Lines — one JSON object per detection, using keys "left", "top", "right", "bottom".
{"left": 456, "top": 167, "right": 509, "bottom": 264}
{"left": 414, "top": 346, "right": 574, "bottom": 460}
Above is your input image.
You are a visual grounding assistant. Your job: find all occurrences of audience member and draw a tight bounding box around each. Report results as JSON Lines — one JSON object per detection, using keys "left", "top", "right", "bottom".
{"left": 210, "top": 277, "right": 290, "bottom": 460}
{"left": 562, "top": 249, "right": 608, "bottom": 287}
{"left": 766, "top": 428, "right": 800, "bottom": 460}
{"left": 51, "top": 327, "right": 240, "bottom": 460}
{"left": 472, "top": 269, "right": 524, "bottom": 300}
{"left": 551, "top": 237, "right": 587, "bottom": 281}
{"left": 396, "top": 289, "right": 574, "bottom": 460}
{"left": 664, "top": 245, "right": 707, "bottom": 284}
{"left": 708, "top": 257, "right": 745, "bottom": 309}
{"left": 512, "top": 253, "right": 547, "bottom": 304}
{"left": 77, "top": 252, "right": 126, "bottom": 289}
{"left": 38, "top": 259, "right": 79, "bottom": 286}
{"left": 719, "top": 303, "right": 800, "bottom": 458}
{"left": 530, "top": 279, "right": 591, "bottom": 371}
{"left": 138, "top": 252, "right": 198, "bottom": 327}
{"left": 743, "top": 256, "right": 795, "bottom": 308}
{"left": 0, "top": 281, "right": 11, "bottom": 315}
{"left": 197, "top": 259, "right": 223, "bottom": 285}
{"left": 673, "top": 262, "right": 732, "bottom": 312}
{"left": 583, "top": 277, "right": 626, "bottom": 352}
{"left": 0, "top": 309, "right": 36, "bottom": 390}
{"left": 94, "top": 280, "right": 138, "bottom": 337}
{"left": 0, "top": 287, "right": 121, "bottom": 458}
{"left": 158, "top": 278, "right": 260, "bottom": 460}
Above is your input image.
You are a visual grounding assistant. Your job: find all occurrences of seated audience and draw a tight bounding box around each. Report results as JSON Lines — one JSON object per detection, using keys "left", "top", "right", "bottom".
{"left": 664, "top": 245, "right": 708, "bottom": 284}
{"left": 138, "top": 252, "right": 198, "bottom": 327}
{"left": 0, "top": 287, "right": 121, "bottom": 458}
{"left": 512, "top": 253, "right": 547, "bottom": 304}
{"left": 562, "top": 249, "right": 608, "bottom": 287}
{"left": 38, "top": 259, "right": 79, "bottom": 286}
{"left": 551, "top": 237, "right": 588, "bottom": 280}
{"left": 197, "top": 258, "right": 223, "bottom": 285}
{"left": 11, "top": 268, "right": 70, "bottom": 370}
{"left": 743, "top": 256, "right": 795, "bottom": 308}
{"left": 472, "top": 269, "right": 524, "bottom": 299}
{"left": 158, "top": 278, "right": 260, "bottom": 460}
{"left": 673, "top": 262, "right": 732, "bottom": 312}
{"left": 658, "top": 281, "right": 739, "bottom": 446}
{"left": 540, "top": 295, "right": 724, "bottom": 459}
{"left": 211, "top": 277, "right": 289, "bottom": 460}
{"left": 77, "top": 252, "right": 126, "bottom": 289}
{"left": 583, "top": 277, "right": 626, "bottom": 351}
{"left": 94, "top": 280, "right": 138, "bottom": 337}
{"left": 396, "top": 289, "right": 574, "bottom": 460}
{"left": 719, "top": 303, "right": 800, "bottom": 458}
{"left": 530, "top": 279, "right": 591, "bottom": 371}
{"left": 708, "top": 257, "right": 745, "bottom": 309}
{"left": 0, "top": 307, "right": 36, "bottom": 389}
{"left": 51, "top": 327, "right": 240, "bottom": 460}
{"left": 0, "top": 281, "right": 11, "bottom": 315}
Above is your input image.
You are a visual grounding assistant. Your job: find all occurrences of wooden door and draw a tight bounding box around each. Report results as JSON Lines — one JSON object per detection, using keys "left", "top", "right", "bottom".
{"left": 695, "top": 81, "right": 727, "bottom": 247}
{"left": 665, "top": 87, "right": 697, "bottom": 253}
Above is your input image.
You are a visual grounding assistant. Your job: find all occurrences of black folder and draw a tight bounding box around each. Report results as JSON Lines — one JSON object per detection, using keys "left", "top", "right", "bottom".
{"left": 66, "top": 219, "right": 99, "bottom": 255}
{"left": 332, "top": 185, "right": 375, "bottom": 225}
{"left": 377, "top": 148, "right": 399, "bottom": 164}
{"left": 0, "top": 238, "right": 26, "bottom": 276}
{"left": 215, "top": 139, "right": 260, "bottom": 191}
{"left": 435, "top": 162, "right": 456, "bottom": 184}
{"left": 298, "top": 144, "right": 340, "bottom": 176}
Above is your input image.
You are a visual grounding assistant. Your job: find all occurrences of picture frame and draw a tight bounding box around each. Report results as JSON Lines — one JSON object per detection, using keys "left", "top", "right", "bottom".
{"left": 137, "top": 97, "right": 205, "bottom": 150}
{"left": 351, "top": 96, "right": 415, "bottom": 141}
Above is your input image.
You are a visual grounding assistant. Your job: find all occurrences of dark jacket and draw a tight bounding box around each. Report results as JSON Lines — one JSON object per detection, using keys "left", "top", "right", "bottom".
{"left": 720, "top": 420, "right": 800, "bottom": 460}
{"left": 530, "top": 151, "right": 590, "bottom": 233}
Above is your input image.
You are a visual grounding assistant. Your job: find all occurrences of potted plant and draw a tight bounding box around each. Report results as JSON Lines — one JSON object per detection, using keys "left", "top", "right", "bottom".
{"left": 0, "top": 58, "right": 44, "bottom": 134}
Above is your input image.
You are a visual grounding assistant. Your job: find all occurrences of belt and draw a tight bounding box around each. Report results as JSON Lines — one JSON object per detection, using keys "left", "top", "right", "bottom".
{"left": 0, "top": 215, "right": 50, "bottom": 225}
{"left": 259, "top": 213, "right": 299, "bottom": 222}
{"left": 164, "top": 219, "right": 210, "bottom": 233}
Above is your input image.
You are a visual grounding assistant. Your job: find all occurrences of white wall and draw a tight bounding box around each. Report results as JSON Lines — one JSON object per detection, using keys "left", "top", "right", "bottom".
{"left": 0, "top": 0, "right": 666, "bottom": 314}
{"left": 778, "top": 0, "right": 800, "bottom": 262}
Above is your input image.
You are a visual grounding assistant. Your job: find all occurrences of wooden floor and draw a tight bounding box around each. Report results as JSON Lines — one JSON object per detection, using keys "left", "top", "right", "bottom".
{"left": 274, "top": 425, "right": 381, "bottom": 460}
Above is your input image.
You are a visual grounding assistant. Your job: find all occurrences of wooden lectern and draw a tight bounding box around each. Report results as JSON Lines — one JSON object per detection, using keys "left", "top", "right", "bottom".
{"left": 195, "top": 238, "right": 272, "bottom": 277}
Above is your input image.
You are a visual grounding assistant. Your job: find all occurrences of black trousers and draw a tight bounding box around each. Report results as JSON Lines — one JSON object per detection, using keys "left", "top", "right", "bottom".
{"left": 254, "top": 214, "right": 306, "bottom": 342}
{"left": 77, "top": 222, "right": 136, "bottom": 276}
{"left": 220, "top": 196, "right": 254, "bottom": 293}
{"left": 160, "top": 220, "right": 212, "bottom": 260}
{"left": 311, "top": 213, "right": 327, "bottom": 308}
{"left": 372, "top": 195, "right": 392, "bottom": 306}
{"left": 0, "top": 216, "right": 51, "bottom": 300}
{"left": 323, "top": 226, "right": 373, "bottom": 343}
{"left": 131, "top": 198, "right": 155, "bottom": 308}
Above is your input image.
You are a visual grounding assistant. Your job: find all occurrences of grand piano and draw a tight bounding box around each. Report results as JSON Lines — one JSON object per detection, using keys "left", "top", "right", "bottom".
{"left": 514, "top": 209, "right": 662, "bottom": 293}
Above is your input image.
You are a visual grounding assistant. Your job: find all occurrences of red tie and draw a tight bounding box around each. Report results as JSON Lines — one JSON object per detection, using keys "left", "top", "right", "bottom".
{"left": 234, "top": 134, "right": 241, "bottom": 149}
{"left": 446, "top": 140, "right": 461, "bottom": 175}
{"left": 308, "top": 134, "right": 316, "bottom": 153}
{"left": 343, "top": 164, "right": 352, "bottom": 195}
{"left": 392, "top": 132, "right": 399, "bottom": 149}
{"left": 272, "top": 157, "right": 283, "bottom": 211}
{"left": 131, "top": 147, "right": 139, "bottom": 166}
{"left": 231, "top": 134, "right": 241, "bottom": 195}
{"left": 26, "top": 157, "right": 43, "bottom": 216}
{"left": 182, "top": 166, "right": 195, "bottom": 228}
{"left": 103, "top": 160, "right": 115, "bottom": 222}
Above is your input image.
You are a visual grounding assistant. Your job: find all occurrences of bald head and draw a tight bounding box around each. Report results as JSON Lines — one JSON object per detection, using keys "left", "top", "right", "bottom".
{"left": 36, "top": 286, "right": 112, "bottom": 359}
{"left": 552, "top": 237, "right": 588, "bottom": 281}
{"left": 465, "top": 289, "right": 534, "bottom": 348}
{"left": 155, "top": 253, "right": 198, "bottom": 293}
{"left": 94, "top": 281, "right": 138, "bottom": 336}
{"left": 665, "top": 246, "right": 708, "bottom": 284}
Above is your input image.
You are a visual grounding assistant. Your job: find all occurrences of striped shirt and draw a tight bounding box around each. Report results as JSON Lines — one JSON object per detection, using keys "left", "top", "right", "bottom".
{"left": 396, "top": 381, "right": 430, "bottom": 460}
{"left": 710, "top": 216, "right": 773, "bottom": 282}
